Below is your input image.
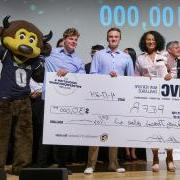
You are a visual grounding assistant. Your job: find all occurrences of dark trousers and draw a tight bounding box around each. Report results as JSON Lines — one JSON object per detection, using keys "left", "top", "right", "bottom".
{"left": 36, "top": 100, "right": 55, "bottom": 167}
{"left": 54, "top": 146, "right": 75, "bottom": 165}
{"left": 31, "top": 97, "right": 44, "bottom": 165}
{"left": 0, "top": 98, "right": 32, "bottom": 174}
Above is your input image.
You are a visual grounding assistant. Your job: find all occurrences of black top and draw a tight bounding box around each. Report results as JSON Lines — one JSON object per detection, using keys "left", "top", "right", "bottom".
{"left": 85, "top": 62, "right": 91, "bottom": 74}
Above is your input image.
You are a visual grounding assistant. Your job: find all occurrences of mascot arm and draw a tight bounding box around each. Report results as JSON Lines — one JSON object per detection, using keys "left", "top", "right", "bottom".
{"left": 0, "top": 46, "right": 6, "bottom": 79}
{"left": 0, "top": 45, "right": 6, "bottom": 60}
{"left": 31, "top": 62, "right": 44, "bottom": 83}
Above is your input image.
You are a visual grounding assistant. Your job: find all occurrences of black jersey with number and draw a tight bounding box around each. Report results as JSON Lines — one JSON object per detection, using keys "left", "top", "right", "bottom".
{"left": 0, "top": 45, "right": 43, "bottom": 100}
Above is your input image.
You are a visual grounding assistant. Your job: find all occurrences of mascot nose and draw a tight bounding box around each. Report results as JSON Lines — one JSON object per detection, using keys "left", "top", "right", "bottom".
{"left": 18, "top": 45, "right": 33, "bottom": 54}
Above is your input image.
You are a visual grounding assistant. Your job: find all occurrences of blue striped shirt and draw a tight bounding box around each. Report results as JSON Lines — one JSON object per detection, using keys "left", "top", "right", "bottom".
{"left": 42, "top": 47, "right": 85, "bottom": 99}
{"left": 90, "top": 48, "right": 134, "bottom": 76}
{"left": 45, "top": 47, "right": 85, "bottom": 73}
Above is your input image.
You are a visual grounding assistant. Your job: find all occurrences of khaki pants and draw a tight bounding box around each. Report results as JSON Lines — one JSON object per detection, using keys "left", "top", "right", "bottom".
{"left": 0, "top": 97, "right": 32, "bottom": 174}
{"left": 87, "top": 146, "right": 119, "bottom": 170}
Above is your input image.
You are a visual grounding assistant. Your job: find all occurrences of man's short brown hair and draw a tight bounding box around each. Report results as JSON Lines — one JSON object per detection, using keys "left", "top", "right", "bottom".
{"left": 107, "top": 27, "right": 121, "bottom": 40}
{"left": 63, "top": 28, "right": 80, "bottom": 39}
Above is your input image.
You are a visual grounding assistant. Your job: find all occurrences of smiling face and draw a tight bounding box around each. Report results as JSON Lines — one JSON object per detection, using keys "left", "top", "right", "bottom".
{"left": 64, "top": 35, "right": 78, "bottom": 53}
{"left": 107, "top": 30, "right": 121, "bottom": 50}
{"left": 145, "top": 33, "right": 157, "bottom": 52}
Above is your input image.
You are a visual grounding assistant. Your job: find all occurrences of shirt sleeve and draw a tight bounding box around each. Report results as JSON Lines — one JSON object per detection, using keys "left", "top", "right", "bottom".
{"left": 135, "top": 57, "right": 142, "bottom": 76}
{"left": 126, "top": 56, "right": 134, "bottom": 76}
{"left": 90, "top": 53, "right": 100, "bottom": 74}
{"left": 157, "top": 54, "right": 168, "bottom": 78}
{"left": 78, "top": 61, "right": 86, "bottom": 74}
{"left": 161, "top": 63, "right": 168, "bottom": 78}
{"left": 161, "top": 51, "right": 168, "bottom": 64}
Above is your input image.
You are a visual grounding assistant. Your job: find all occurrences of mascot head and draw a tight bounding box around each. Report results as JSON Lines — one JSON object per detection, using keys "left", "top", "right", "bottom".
{"left": 0, "top": 16, "right": 52, "bottom": 63}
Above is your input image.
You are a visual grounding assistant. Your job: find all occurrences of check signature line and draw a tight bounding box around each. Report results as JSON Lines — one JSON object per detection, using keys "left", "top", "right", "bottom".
{"left": 61, "top": 120, "right": 180, "bottom": 130}
{"left": 63, "top": 123, "right": 180, "bottom": 129}
{"left": 128, "top": 140, "right": 180, "bottom": 144}
{"left": 128, "top": 135, "right": 180, "bottom": 144}
{"left": 92, "top": 113, "right": 171, "bottom": 119}
{"left": 67, "top": 120, "right": 93, "bottom": 123}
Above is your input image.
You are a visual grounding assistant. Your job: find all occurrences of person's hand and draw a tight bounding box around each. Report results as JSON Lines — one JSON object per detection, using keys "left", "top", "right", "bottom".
{"left": 109, "top": 71, "right": 117, "bottom": 77}
{"left": 142, "top": 69, "right": 152, "bottom": 80}
{"left": 164, "top": 73, "right": 172, "bottom": 81}
{"left": 142, "top": 68, "right": 149, "bottom": 76}
{"left": 57, "top": 69, "right": 68, "bottom": 77}
{"left": 30, "top": 91, "right": 42, "bottom": 98}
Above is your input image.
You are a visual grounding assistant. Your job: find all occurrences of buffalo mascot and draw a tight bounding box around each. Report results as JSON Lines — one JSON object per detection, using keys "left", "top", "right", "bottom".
{"left": 0, "top": 16, "right": 52, "bottom": 175}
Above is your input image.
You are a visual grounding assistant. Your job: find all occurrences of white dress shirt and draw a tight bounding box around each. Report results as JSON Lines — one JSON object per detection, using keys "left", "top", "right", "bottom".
{"left": 135, "top": 51, "right": 168, "bottom": 78}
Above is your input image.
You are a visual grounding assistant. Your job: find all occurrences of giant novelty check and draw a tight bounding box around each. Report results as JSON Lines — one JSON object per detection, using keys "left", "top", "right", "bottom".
{"left": 43, "top": 72, "right": 180, "bottom": 148}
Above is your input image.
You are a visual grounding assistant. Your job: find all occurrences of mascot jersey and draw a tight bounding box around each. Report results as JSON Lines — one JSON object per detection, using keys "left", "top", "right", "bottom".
{"left": 0, "top": 45, "right": 43, "bottom": 100}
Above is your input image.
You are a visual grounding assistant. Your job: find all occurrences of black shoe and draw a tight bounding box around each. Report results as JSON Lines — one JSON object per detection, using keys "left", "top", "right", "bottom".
{"left": 125, "top": 155, "right": 131, "bottom": 161}
{"left": 67, "top": 169, "right": 72, "bottom": 175}
{"left": 31, "top": 163, "right": 50, "bottom": 168}
{"left": 131, "top": 157, "right": 138, "bottom": 161}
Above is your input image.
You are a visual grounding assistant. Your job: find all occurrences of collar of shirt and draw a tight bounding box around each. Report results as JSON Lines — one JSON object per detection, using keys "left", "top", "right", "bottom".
{"left": 143, "top": 50, "right": 161, "bottom": 56}
{"left": 106, "top": 47, "right": 121, "bottom": 54}
{"left": 59, "top": 47, "right": 76, "bottom": 58}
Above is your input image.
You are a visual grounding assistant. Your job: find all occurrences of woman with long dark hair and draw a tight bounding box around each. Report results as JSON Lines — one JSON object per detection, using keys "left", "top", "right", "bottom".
{"left": 135, "top": 31, "right": 174, "bottom": 172}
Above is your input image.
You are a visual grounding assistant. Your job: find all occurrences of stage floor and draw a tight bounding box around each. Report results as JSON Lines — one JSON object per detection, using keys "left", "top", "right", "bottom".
{"left": 7, "top": 160, "right": 180, "bottom": 180}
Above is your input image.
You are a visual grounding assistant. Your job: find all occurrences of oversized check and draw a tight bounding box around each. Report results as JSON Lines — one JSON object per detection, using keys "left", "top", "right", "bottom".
{"left": 43, "top": 72, "right": 180, "bottom": 148}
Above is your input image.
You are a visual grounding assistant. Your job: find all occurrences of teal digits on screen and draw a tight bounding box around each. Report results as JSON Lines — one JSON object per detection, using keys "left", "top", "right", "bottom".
{"left": 99, "top": 5, "right": 179, "bottom": 28}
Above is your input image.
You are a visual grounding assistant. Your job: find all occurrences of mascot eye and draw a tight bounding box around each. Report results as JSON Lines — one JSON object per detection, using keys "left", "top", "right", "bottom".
{"left": 19, "top": 33, "right": 26, "bottom": 40}
{"left": 29, "top": 36, "right": 35, "bottom": 43}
